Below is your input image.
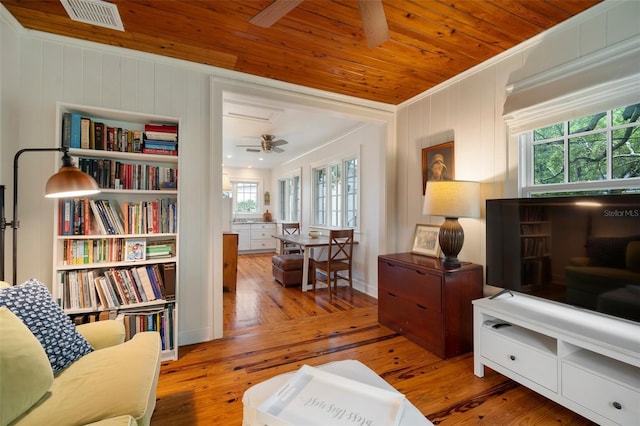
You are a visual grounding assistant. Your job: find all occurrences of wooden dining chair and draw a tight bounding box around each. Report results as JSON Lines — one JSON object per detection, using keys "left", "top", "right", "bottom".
{"left": 281, "top": 222, "right": 302, "bottom": 254}
{"left": 311, "top": 229, "right": 354, "bottom": 295}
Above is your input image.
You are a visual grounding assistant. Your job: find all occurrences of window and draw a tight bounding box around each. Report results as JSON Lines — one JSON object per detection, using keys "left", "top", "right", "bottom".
{"left": 521, "top": 103, "right": 640, "bottom": 197}
{"left": 233, "top": 181, "right": 259, "bottom": 213}
{"left": 278, "top": 174, "right": 300, "bottom": 222}
{"left": 313, "top": 157, "right": 358, "bottom": 228}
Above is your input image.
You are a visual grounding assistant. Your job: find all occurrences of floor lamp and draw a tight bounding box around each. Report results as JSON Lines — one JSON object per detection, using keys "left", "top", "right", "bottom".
{"left": 423, "top": 180, "right": 480, "bottom": 267}
{"left": 0, "top": 147, "right": 100, "bottom": 285}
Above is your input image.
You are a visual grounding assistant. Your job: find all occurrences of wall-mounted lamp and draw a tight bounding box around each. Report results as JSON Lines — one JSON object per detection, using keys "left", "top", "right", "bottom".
{"left": 423, "top": 180, "right": 480, "bottom": 267}
{"left": 0, "top": 147, "right": 100, "bottom": 284}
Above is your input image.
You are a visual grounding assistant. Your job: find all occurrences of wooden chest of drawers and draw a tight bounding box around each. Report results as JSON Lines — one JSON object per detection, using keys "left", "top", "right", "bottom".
{"left": 378, "top": 253, "right": 483, "bottom": 359}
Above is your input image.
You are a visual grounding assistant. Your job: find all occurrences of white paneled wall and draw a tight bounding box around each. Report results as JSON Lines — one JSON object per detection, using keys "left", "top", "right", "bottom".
{"left": 396, "top": 0, "right": 640, "bottom": 279}
{"left": 1, "top": 24, "right": 215, "bottom": 345}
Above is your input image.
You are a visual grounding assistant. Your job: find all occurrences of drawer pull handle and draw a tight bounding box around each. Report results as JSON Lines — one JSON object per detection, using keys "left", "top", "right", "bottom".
{"left": 509, "top": 355, "right": 516, "bottom": 361}
{"left": 387, "top": 292, "right": 397, "bottom": 297}
{"left": 612, "top": 402, "right": 622, "bottom": 410}
{"left": 416, "top": 303, "right": 427, "bottom": 310}
{"left": 415, "top": 270, "right": 427, "bottom": 275}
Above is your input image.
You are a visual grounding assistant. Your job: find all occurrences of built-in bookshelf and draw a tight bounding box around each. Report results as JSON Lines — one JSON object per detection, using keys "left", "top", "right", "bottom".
{"left": 52, "top": 102, "right": 180, "bottom": 361}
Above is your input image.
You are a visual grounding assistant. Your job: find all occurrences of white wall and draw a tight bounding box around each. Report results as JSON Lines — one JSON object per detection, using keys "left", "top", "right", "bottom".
{"left": 395, "top": 0, "right": 640, "bottom": 280}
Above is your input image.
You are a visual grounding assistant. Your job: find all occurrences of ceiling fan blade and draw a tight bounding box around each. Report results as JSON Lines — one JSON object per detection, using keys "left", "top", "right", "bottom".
{"left": 250, "top": 0, "right": 303, "bottom": 28}
{"left": 272, "top": 147, "right": 285, "bottom": 153}
{"left": 271, "top": 139, "right": 288, "bottom": 146}
{"left": 246, "top": 148, "right": 261, "bottom": 153}
{"left": 357, "top": 0, "right": 389, "bottom": 49}
{"left": 236, "top": 144, "right": 261, "bottom": 148}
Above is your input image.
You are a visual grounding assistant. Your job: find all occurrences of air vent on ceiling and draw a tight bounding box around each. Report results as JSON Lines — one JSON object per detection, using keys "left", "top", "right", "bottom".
{"left": 61, "top": 0, "right": 124, "bottom": 31}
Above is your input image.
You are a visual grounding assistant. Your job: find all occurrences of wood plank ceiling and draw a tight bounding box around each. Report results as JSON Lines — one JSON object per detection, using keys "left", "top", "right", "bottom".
{"left": 1, "top": 0, "right": 602, "bottom": 105}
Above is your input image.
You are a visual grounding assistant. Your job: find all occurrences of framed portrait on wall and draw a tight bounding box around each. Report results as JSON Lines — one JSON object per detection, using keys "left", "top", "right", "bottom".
{"left": 411, "top": 224, "right": 441, "bottom": 257}
{"left": 421, "top": 141, "right": 454, "bottom": 194}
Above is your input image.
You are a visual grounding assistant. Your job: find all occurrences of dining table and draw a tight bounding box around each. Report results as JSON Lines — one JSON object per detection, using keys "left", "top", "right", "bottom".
{"left": 271, "top": 233, "right": 334, "bottom": 292}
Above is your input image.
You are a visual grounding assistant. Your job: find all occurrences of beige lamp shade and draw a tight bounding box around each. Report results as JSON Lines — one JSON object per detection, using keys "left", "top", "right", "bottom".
{"left": 423, "top": 180, "right": 480, "bottom": 218}
{"left": 44, "top": 154, "right": 100, "bottom": 198}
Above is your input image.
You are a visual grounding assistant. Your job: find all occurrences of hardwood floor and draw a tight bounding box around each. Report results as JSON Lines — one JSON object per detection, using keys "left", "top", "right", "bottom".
{"left": 151, "top": 253, "right": 595, "bottom": 425}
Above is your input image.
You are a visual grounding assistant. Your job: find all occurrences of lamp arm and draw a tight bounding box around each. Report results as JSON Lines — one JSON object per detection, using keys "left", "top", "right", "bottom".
{"left": 9, "top": 147, "right": 65, "bottom": 285}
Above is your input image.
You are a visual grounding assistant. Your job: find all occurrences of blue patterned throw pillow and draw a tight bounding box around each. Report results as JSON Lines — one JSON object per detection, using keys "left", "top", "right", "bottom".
{"left": 0, "top": 279, "right": 93, "bottom": 373}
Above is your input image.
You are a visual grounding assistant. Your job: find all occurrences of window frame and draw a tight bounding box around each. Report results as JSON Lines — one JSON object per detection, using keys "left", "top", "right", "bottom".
{"left": 312, "top": 154, "right": 359, "bottom": 229}
{"left": 231, "top": 178, "right": 262, "bottom": 215}
{"left": 277, "top": 170, "right": 301, "bottom": 222}
{"left": 519, "top": 103, "right": 640, "bottom": 197}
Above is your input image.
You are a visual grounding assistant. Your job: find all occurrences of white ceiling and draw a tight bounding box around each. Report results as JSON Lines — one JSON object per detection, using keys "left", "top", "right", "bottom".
{"left": 222, "top": 92, "right": 365, "bottom": 169}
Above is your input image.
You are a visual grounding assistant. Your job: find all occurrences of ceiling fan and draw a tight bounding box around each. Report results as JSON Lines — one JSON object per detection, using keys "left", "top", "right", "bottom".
{"left": 237, "top": 134, "right": 288, "bottom": 153}
{"left": 250, "top": 0, "right": 389, "bottom": 49}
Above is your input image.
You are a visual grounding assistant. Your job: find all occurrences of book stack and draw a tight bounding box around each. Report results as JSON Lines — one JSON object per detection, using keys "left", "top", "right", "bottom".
{"left": 143, "top": 123, "right": 178, "bottom": 156}
{"left": 146, "top": 241, "right": 174, "bottom": 259}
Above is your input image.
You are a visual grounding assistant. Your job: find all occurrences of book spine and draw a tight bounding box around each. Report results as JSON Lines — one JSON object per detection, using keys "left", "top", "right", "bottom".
{"left": 80, "top": 117, "right": 91, "bottom": 149}
{"left": 94, "top": 122, "right": 105, "bottom": 150}
{"left": 70, "top": 113, "right": 81, "bottom": 149}
{"left": 62, "top": 112, "right": 72, "bottom": 148}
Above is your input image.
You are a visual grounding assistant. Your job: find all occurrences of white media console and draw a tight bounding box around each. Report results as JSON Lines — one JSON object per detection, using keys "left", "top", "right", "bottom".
{"left": 473, "top": 293, "right": 640, "bottom": 425}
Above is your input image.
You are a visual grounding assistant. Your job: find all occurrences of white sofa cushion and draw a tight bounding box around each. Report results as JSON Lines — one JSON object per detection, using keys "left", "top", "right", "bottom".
{"left": 0, "top": 307, "right": 54, "bottom": 426}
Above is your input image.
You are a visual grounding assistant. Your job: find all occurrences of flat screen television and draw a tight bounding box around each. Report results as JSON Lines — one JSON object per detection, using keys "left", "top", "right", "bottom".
{"left": 486, "top": 193, "right": 640, "bottom": 323}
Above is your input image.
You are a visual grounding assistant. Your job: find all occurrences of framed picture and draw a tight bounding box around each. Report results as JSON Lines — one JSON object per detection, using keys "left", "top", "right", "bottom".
{"left": 421, "top": 141, "right": 454, "bottom": 194}
{"left": 411, "top": 224, "right": 441, "bottom": 257}
{"left": 125, "top": 238, "right": 146, "bottom": 261}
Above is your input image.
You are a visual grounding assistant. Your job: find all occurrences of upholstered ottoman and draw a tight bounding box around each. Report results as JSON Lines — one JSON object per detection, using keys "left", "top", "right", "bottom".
{"left": 272, "top": 254, "right": 310, "bottom": 287}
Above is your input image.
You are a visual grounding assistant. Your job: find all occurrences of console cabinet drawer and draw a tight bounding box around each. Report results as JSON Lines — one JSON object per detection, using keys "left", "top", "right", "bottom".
{"left": 481, "top": 328, "right": 558, "bottom": 392}
{"left": 378, "top": 260, "right": 442, "bottom": 311}
{"left": 562, "top": 360, "right": 640, "bottom": 425}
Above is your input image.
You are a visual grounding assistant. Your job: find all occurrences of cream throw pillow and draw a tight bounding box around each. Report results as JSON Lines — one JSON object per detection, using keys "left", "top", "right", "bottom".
{"left": 0, "top": 307, "right": 54, "bottom": 426}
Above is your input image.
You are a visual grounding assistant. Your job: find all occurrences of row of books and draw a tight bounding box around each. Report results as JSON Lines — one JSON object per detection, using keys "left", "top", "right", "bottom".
{"left": 59, "top": 198, "right": 177, "bottom": 236}
{"left": 62, "top": 112, "right": 178, "bottom": 153}
{"left": 68, "top": 305, "right": 175, "bottom": 352}
{"left": 76, "top": 157, "right": 178, "bottom": 190}
{"left": 118, "top": 305, "right": 175, "bottom": 351}
{"left": 57, "top": 263, "right": 176, "bottom": 311}
{"left": 61, "top": 238, "right": 175, "bottom": 265}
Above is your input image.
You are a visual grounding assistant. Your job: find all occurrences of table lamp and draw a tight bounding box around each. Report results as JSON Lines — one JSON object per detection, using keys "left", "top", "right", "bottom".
{"left": 423, "top": 180, "right": 480, "bottom": 266}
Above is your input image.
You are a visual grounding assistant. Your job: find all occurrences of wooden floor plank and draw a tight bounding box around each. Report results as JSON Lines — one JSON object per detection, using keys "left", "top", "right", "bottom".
{"left": 152, "top": 253, "right": 596, "bottom": 425}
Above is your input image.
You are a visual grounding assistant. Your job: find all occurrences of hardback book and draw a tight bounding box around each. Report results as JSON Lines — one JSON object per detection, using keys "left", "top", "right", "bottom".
{"left": 94, "top": 122, "right": 105, "bottom": 150}
{"left": 70, "top": 113, "right": 81, "bottom": 149}
{"left": 160, "top": 263, "right": 176, "bottom": 300}
{"left": 80, "top": 117, "right": 91, "bottom": 149}
{"left": 62, "top": 112, "right": 72, "bottom": 148}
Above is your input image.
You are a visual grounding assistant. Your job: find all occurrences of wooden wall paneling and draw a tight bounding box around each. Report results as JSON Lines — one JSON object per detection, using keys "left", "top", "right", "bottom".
{"left": 83, "top": 49, "right": 102, "bottom": 105}
{"left": 61, "top": 45, "right": 83, "bottom": 104}
{"left": 136, "top": 60, "right": 155, "bottom": 113}
{"left": 103, "top": 54, "right": 123, "bottom": 110}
